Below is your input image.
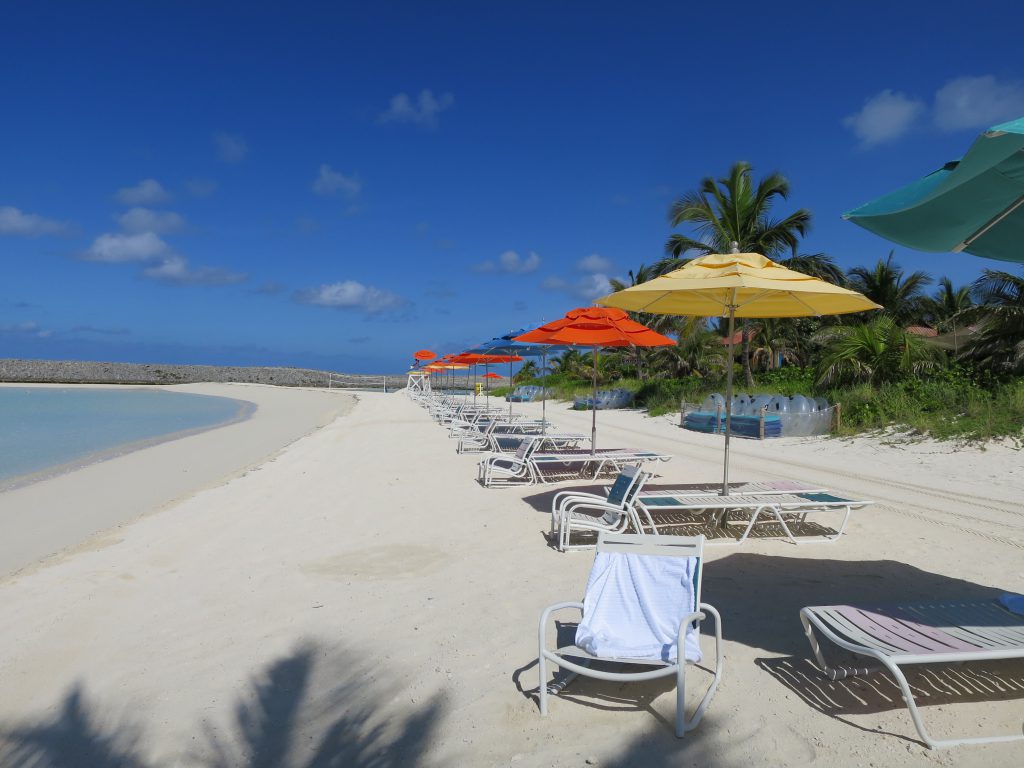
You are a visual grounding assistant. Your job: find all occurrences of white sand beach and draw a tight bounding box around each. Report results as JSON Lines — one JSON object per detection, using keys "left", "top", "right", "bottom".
{"left": 0, "top": 388, "right": 1022, "bottom": 767}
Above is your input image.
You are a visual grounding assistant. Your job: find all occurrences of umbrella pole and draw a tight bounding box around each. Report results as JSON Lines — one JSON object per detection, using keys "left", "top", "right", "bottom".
{"left": 509, "top": 359, "right": 513, "bottom": 419}
{"left": 473, "top": 364, "right": 477, "bottom": 404}
{"left": 591, "top": 347, "right": 598, "bottom": 455}
{"left": 722, "top": 301, "right": 736, "bottom": 496}
{"left": 541, "top": 351, "right": 547, "bottom": 432}
{"left": 485, "top": 363, "right": 489, "bottom": 406}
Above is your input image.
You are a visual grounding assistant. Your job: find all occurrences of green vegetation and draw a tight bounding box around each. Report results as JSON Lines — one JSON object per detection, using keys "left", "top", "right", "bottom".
{"left": 502, "top": 162, "right": 1024, "bottom": 442}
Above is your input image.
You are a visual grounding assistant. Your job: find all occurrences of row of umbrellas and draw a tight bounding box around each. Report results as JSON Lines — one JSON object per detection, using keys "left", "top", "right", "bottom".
{"left": 413, "top": 117, "right": 1024, "bottom": 494}
{"left": 415, "top": 250, "right": 881, "bottom": 494}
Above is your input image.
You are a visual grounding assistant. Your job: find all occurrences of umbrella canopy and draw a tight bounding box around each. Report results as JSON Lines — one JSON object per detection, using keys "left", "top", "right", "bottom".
{"left": 413, "top": 349, "right": 437, "bottom": 361}
{"left": 514, "top": 307, "right": 674, "bottom": 451}
{"left": 599, "top": 253, "right": 880, "bottom": 318}
{"left": 482, "top": 372, "right": 503, "bottom": 379}
{"left": 599, "top": 251, "right": 880, "bottom": 494}
{"left": 469, "top": 332, "right": 573, "bottom": 426}
{"left": 844, "top": 117, "right": 1024, "bottom": 263}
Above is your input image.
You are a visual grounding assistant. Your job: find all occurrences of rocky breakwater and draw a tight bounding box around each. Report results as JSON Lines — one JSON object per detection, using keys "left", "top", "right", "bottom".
{"left": 0, "top": 359, "right": 405, "bottom": 391}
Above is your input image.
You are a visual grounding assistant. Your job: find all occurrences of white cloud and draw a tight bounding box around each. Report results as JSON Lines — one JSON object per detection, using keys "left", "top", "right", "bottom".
{"left": 577, "top": 253, "right": 613, "bottom": 273}
{"left": 473, "top": 250, "right": 541, "bottom": 274}
{"left": 934, "top": 75, "right": 1024, "bottom": 133}
{"left": 843, "top": 89, "right": 925, "bottom": 147}
{"left": 0, "top": 320, "right": 52, "bottom": 338}
{"left": 294, "top": 280, "right": 406, "bottom": 313}
{"left": 117, "top": 207, "right": 186, "bottom": 234}
{"left": 542, "top": 272, "right": 614, "bottom": 301}
{"left": 214, "top": 133, "right": 248, "bottom": 163}
{"left": 81, "top": 231, "right": 244, "bottom": 286}
{"left": 115, "top": 179, "right": 171, "bottom": 205}
{"left": 83, "top": 232, "right": 172, "bottom": 263}
{"left": 142, "top": 256, "right": 246, "bottom": 286}
{"left": 0, "top": 206, "right": 68, "bottom": 236}
{"left": 378, "top": 89, "right": 454, "bottom": 128}
{"left": 186, "top": 178, "right": 218, "bottom": 197}
{"left": 312, "top": 164, "right": 362, "bottom": 198}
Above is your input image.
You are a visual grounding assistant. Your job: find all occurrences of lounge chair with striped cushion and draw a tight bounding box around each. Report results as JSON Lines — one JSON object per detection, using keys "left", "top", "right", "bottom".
{"left": 801, "top": 600, "right": 1024, "bottom": 748}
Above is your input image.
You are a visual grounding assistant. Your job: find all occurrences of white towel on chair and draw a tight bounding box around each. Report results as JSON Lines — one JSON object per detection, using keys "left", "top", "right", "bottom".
{"left": 575, "top": 551, "right": 702, "bottom": 663}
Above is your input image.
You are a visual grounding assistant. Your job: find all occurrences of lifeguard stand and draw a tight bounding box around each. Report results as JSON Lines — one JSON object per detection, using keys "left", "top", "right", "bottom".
{"left": 406, "top": 370, "right": 431, "bottom": 397}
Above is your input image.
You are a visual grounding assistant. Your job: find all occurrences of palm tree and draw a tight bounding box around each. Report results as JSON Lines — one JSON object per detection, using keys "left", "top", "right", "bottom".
{"left": 920, "top": 277, "right": 974, "bottom": 351}
{"left": 779, "top": 252, "right": 847, "bottom": 285}
{"left": 609, "top": 263, "right": 677, "bottom": 381}
{"left": 965, "top": 269, "right": 1024, "bottom": 373}
{"left": 549, "top": 349, "right": 589, "bottom": 379}
{"left": 815, "top": 315, "right": 943, "bottom": 386}
{"left": 847, "top": 251, "right": 932, "bottom": 326}
{"left": 647, "top": 319, "right": 725, "bottom": 379}
{"left": 513, "top": 360, "right": 538, "bottom": 383}
{"left": 749, "top": 319, "right": 800, "bottom": 371}
{"left": 660, "top": 161, "right": 812, "bottom": 388}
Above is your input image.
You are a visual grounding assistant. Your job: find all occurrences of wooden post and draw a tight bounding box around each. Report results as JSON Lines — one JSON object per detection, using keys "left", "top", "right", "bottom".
{"left": 759, "top": 407, "right": 765, "bottom": 440}
{"left": 833, "top": 403, "right": 842, "bottom": 433}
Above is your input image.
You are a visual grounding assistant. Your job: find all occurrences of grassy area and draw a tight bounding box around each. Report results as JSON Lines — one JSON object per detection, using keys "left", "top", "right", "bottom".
{"left": 505, "top": 367, "right": 1024, "bottom": 443}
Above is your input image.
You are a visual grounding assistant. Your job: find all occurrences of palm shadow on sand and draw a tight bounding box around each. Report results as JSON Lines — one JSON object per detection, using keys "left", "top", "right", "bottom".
{"left": 0, "top": 641, "right": 445, "bottom": 768}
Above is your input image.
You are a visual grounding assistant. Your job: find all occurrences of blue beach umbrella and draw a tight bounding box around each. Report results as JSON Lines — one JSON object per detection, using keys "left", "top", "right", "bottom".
{"left": 468, "top": 332, "right": 567, "bottom": 425}
{"left": 845, "top": 117, "right": 1024, "bottom": 263}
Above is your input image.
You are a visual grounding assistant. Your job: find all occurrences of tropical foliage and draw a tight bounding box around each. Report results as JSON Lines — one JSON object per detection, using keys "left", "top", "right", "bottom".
{"left": 514, "top": 162, "right": 1024, "bottom": 441}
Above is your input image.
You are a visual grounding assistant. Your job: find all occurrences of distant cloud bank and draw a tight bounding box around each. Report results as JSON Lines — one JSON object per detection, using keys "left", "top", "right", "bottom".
{"left": 115, "top": 179, "right": 171, "bottom": 205}
{"left": 844, "top": 75, "right": 1024, "bottom": 147}
{"left": 378, "top": 89, "right": 454, "bottom": 128}
{"left": 214, "top": 133, "right": 249, "bottom": 163}
{"left": 294, "top": 280, "right": 406, "bottom": 313}
{"left": 473, "top": 250, "right": 541, "bottom": 274}
{"left": 81, "top": 231, "right": 245, "bottom": 286}
{"left": 312, "top": 164, "right": 362, "bottom": 198}
{"left": 0, "top": 206, "right": 68, "bottom": 236}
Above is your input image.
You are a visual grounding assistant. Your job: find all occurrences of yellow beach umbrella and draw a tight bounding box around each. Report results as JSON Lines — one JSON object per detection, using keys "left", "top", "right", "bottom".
{"left": 599, "top": 248, "right": 882, "bottom": 494}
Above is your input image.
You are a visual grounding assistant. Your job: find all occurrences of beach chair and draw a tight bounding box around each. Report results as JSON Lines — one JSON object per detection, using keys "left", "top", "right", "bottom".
{"left": 537, "top": 533, "right": 723, "bottom": 736}
{"left": 478, "top": 437, "right": 542, "bottom": 486}
{"left": 800, "top": 600, "right": 1024, "bottom": 748}
{"left": 633, "top": 491, "right": 871, "bottom": 545}
{"left": 529, "top": 447, "right": 671, "bottom": 484}
{"left": 550, "top": 465, "right": 649, "bottom": 551}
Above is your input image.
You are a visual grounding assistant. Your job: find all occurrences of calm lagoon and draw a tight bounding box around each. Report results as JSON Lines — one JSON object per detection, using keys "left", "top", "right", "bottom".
{"left": 0, "top": 387, "right": 253, "bottom": 489}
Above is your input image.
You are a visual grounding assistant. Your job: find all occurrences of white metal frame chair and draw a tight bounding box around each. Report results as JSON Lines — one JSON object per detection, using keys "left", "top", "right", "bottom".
{"left": 537, "top": 533, "right": 723, "bottom": 737}
{"left": 801, "top": 601, "right": 1024, "bottom": 748}
{"left": 550, "top": 465, "right": 648, "bottom": 551}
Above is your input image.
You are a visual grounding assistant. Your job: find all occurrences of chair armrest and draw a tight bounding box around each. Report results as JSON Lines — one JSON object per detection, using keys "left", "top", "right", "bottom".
{"left": 538, "top": 601, "right": 585, "bottom": 649}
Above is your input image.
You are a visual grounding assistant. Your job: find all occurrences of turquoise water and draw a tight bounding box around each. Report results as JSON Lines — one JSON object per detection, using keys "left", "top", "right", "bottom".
{"left": 0, "top": 387, "right": 252, "bottom": 488}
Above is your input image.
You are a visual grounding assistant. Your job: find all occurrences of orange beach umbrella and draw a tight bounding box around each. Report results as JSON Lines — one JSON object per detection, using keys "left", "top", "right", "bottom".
{"left": 515, "top": 307, "right": 674, "bottom": 451}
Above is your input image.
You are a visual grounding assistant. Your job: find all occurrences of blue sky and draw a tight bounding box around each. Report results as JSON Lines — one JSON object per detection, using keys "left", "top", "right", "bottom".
{"left": 3, "top": 1, "right": 1023, "bottom": 373}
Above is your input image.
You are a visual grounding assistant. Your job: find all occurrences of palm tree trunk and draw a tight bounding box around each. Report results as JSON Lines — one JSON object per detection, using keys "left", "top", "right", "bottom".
{"left": 742, "top": 322, "right": 754, "bottom": 388}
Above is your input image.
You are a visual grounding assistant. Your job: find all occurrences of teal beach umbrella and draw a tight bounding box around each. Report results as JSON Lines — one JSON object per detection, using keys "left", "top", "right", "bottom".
{"left": 844, "top": 117, "right": 1024, "bottom": 263}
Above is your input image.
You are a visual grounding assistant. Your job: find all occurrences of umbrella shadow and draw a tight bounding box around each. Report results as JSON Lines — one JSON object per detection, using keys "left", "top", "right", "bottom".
{"left": 0, "top": 641, "right": 445, "bottom": 768}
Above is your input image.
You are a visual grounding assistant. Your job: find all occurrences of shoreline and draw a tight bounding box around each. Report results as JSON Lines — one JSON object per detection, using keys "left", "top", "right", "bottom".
{"left": 0, "top": 390, "right": 1020, "bottom": 766}
{"left": 0, "top": 383, "right": 355, "bottom": 579}
{"left": 0, "top": 384, "right": 258, "bottom": 493}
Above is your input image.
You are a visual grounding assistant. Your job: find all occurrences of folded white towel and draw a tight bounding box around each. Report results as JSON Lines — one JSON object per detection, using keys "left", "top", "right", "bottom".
{"left": 575, "top": 550, "right": 702, "bottom": 663}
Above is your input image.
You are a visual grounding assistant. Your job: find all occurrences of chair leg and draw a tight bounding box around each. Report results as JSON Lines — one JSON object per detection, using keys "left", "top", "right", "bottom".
{"left": 675, "top": 662, "right": 687, "bottom": 737}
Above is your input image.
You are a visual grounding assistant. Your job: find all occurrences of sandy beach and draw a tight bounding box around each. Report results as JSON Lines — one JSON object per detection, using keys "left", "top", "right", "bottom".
{"left": 0, "top": 388, "right": 1021, "bottom": 766}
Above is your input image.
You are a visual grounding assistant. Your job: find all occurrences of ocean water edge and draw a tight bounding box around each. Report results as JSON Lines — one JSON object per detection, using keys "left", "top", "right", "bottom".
{"left": 0, "top": 386, "right": 254, "bottom": 491}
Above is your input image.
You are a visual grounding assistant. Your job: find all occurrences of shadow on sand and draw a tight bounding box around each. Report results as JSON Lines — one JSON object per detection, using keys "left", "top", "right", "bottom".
{"left": 0, "top": 641, "right": 444, "bottom": 768}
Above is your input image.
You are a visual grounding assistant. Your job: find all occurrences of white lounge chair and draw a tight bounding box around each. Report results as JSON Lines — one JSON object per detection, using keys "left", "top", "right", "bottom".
{"left": 550, "top": 465, "right": 649, "bottom": 551}
{"left": 633, "top": 491, "right": 871, "bottom": 545}
{"left": 801, "top": 600, "right": 1024, "bottom": 748}
{"left": 537, "top": 533, "right": 723, "bottom": 736}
